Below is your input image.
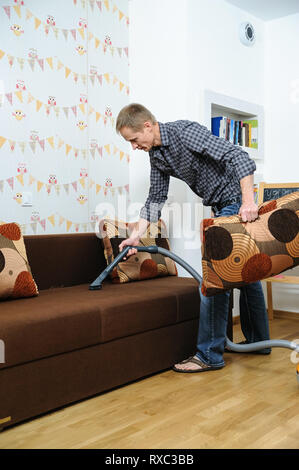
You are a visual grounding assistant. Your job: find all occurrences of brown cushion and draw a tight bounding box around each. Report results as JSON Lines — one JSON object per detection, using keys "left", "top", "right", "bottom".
{"left": 99, "top": 218, "right": 177, "bottom": 283}
{"left": 0, "top": 222, "right": 38, "bottom": 300}
{"left": 0, "top": 277, "right": 200, "bottom": 369}
{"left": 201, "top": 191, "right": 299, "bottom": 296}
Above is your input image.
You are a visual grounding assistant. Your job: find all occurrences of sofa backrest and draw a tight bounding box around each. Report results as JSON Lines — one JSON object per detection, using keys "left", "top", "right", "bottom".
{"left": 24, "top": 233, "right": 106, "bottom": 290}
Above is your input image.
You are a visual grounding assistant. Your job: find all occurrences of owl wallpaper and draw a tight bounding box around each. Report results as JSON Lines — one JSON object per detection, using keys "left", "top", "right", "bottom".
{"left": 0, "top": 0, "right": 130, "bottom": 234}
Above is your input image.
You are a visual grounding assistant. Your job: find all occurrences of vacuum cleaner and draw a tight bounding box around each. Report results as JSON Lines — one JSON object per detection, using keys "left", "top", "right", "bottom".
{"left": 89, "top": 245, "right": 299, "bottom": 383}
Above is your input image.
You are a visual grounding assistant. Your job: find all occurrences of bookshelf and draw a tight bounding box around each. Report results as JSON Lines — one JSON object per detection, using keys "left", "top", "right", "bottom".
{"left": 204, "top": 89, "right": 264, "bottom": 163}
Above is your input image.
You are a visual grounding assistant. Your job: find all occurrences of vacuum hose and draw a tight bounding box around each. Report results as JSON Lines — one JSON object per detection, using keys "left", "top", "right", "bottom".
{"left": 89, "top": 245, "right": 299, "bottom": 356}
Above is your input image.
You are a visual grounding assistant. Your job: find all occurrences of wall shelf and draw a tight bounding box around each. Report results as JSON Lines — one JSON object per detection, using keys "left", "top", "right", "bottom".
{"left": 204, "top": 89, "right": 264, "bottom": 164}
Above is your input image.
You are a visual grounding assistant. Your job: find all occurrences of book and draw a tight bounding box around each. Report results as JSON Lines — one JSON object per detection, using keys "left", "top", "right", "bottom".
{"left": 211, "top": 117, "right": 223, "bottom": 137}
{"left": 243, "top": 119, "right": 258, "bottom": 149}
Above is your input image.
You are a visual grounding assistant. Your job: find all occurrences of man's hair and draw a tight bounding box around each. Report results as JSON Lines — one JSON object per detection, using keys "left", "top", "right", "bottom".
{"left": 116, "top": 103, "right": 156, "bottom": 133}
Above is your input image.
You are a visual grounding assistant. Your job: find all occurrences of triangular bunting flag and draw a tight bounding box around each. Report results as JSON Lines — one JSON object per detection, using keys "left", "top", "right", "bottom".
{"left": 6, "top": 177, "right": 14, "bottom": 190}
{"left": 72, "top": 181, "right": 77, "bottom": 192}
{"left": 15, "top": 91, "right": 23, "bottom": 103}
{"left": 66, "top": 144, "right": 72, "bottom": 155}
{"left": 65, "top": 67, "right": 71, "bottom": 78}
{"left": 47, "top": 136, "right": 54, "bottom": 148}
{"left": 18, "top": 142, "right": 26, "bottom": 153}
{"left": 48, "top": 215, "right": 55, "bottom": 227}
{"left": 16, "top": 174, "right": 24, "bottom": 185}
{"left": 34, "top": 17, "right": 41, "bottom": 29}
{"left": 5, "top": 93, "right": 12, "bottom": 105}
{"left": 66, "top": 220, "right": 72, "bottom": 232}
{"left": 58, "top": 138, "right": 64, "bottom": 149}
{"left": 3, "top": 6, "right": 10, "bottom": 19}
{"left": 27, "top": 93, "right": 34, "bottom": 104}
{"left": 30, "top": 222, "right": 37, "bottom": 234}
{"left": 78, "top": 27, "right": 85, "bottom": 39}
{"left": 39, "top": 139, "right": 45, "bottom": 151}
{"left": 46, "top": 57, "right": 53, "bottom": 69}
{"left": 39, "top": 219, "right": 46, "bottom": 231}
{"left": 28, "top": 58, "right": 35, "bottom": 71}
{"left": 37, "top": 181, "right": 44, "bottom": 192}
{"left": 26, "top": 9, "right": 33, "bottom": 20}
{"left": 36, "top": 100, "right": 43, "bottom": 111}
{"left": 79, "top": 177, "right": 85, "bottom": 188}
{"left": 71, "top": 105, "right": 77, "bottom": 116}
{"left": 37, "top": 58, "right": 44, "bottom": 71}
{"left": 70, "top": 29, "right": 76, "bottom": 40}
{"left": 13, "top": 5, "right": 21, "bottom": 18}
{"left": 96, "top": 184, "right": 101, "bottom": 194}
{"left": 0, "top": 136, "right": 6, "bottom": 149}
{"left": 104, "top": 144, "right": 110, "bottom": 154}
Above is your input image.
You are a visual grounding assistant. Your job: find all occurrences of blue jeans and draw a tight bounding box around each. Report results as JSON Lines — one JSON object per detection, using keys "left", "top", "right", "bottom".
{"left": 196, "top": 202, "right": 271, "bottom": 367}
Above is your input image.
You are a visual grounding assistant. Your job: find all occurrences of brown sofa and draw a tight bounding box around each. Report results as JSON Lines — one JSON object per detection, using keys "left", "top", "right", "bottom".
{"left": 0, "top": 233, "right": 200, "bottom": 430}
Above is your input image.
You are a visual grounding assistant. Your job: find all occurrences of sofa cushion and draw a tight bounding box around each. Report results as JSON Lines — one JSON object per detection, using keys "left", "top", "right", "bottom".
{"left": 99, "top": 218, "right": 177, "bottom": 283}
{"left": 0, "top": 222, "right": 38, "bottom": 300}
{"left": 0, "top": 276, "right": 200, "bottom": 369}
{"left": 201, "top": 191, "right": 299, "bottom": 296}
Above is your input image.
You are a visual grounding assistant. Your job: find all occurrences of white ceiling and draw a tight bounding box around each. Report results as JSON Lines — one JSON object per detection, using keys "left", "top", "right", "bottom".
{"left": 225, "top": 0, "right": 299, "bottom": 21}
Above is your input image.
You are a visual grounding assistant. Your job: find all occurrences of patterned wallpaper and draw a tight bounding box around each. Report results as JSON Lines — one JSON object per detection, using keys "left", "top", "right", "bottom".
{"left": 0, "top": 0, "right": 130, "bottom": 234}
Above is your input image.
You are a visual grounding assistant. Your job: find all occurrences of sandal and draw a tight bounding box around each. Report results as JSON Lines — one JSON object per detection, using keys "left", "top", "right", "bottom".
{"left": 172, "top": 355, "right": 223, "bottom": 373}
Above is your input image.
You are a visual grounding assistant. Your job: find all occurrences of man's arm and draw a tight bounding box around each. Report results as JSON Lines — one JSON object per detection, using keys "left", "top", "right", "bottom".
{"left": 239, "top": 174, "right": 258, "bottom": 222}
{"left": 119, "top": 161, "right": 170, "bottom": 258}
{"left": 119, "top": 218, "right": 149, "bottom": 258}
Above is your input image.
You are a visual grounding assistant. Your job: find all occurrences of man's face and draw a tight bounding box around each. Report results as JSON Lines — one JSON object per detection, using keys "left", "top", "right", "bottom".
{"left": 120, "top": 122, "right": 154, "bottom": 152}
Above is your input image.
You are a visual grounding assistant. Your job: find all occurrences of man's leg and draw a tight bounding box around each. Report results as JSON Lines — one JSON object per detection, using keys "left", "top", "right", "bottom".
{"left": 239, "top": 281, "right": 271, "bottom": 354}
{"left": 173, "top": 202, "right": 241, "bottom": 372}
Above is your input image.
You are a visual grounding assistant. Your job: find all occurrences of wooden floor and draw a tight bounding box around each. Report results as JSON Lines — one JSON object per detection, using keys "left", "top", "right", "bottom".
{"left": 1, "top": 317, "right": 299, "bottom": 450}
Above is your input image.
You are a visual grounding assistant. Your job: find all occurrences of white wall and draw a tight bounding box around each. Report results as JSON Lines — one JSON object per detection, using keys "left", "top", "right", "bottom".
{"left": 264, "top": 13, "right": 299, "bottom": 313}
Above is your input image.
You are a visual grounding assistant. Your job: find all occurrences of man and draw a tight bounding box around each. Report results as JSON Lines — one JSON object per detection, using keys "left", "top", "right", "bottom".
{"left": 116, "top": 103, "right": 271, "bottom": 373}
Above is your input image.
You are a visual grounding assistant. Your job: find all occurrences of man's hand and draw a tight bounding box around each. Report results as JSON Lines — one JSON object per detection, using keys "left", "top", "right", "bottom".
{"left": 239, "top": 174, "right": 258, "bottom": 222}
{"left": 119, "top": 236, "right": 140, "bottom": 260}
{"left": 239, "top": 201, "right": 258, "bottom": 222}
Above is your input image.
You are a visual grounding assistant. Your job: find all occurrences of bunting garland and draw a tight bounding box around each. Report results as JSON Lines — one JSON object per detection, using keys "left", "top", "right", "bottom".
{"left": 0, "top": 53, "right": 129, "bottom": 93}
{"left": 0, "top": 134, "right": 130, "bottom": 163}
{"left": 0, "top": 88, "right": 125, "bottom": 123}
{"left": 0, "top": 172, "right": 129, "bottom": 198}
{"left": 2, "top": 5, "right": 129, "bottom": 56}
{"left": 3, "top": 1, "right": 129, "bottom": 27}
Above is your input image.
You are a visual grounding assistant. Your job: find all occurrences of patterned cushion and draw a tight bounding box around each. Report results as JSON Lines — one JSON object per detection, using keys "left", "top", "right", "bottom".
{"left": 201, "top": 191, "right": 299, "bottom": 296}
{"left": 99, "top": 218, "right": 177, "bottom": 283}
{"left": 0, "top": 222, "right": 39, "bottom": 300}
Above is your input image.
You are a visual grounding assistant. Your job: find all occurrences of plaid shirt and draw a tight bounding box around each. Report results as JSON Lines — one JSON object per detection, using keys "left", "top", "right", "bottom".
{"left": 140, "top": 120, "right": 256, "bottom": 221}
